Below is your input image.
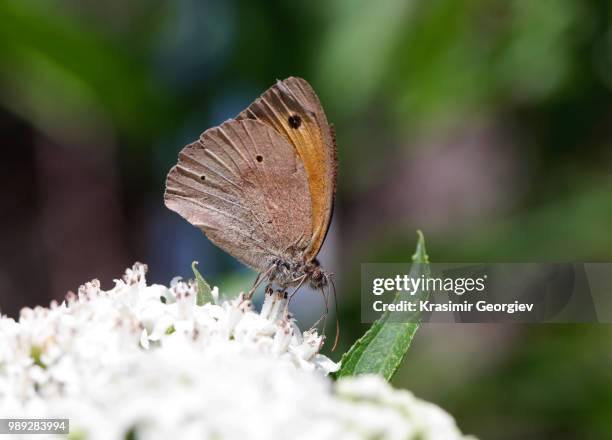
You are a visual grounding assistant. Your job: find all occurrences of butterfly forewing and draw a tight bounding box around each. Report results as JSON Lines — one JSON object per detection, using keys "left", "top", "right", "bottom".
{"left": 165, "top": 119, "right": 313, "bottom": 272}
{"left": 237, "top": 77, "right": 337, "bottom": 262}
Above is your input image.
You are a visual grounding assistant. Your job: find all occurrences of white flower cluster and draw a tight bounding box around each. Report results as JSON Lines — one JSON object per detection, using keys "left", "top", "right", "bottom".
{"left": 0, "top": 263, "right": 473, "bottom": 440}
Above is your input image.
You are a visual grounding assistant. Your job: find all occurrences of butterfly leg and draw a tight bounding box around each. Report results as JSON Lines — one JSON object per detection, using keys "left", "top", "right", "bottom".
{"left": 265, "top": 283, "right": 273, "bottom": 296}
{"left": 287, "top": 274, "right": 308, "bottom": 305}
{"left": 245, "top": 263, "right": 276, "bottom": 300}
{"left": 281, "top": 274, "right": 308, "bottom": 319}
{"left": 309, "top": 287, "right": 330, "bottom": 338}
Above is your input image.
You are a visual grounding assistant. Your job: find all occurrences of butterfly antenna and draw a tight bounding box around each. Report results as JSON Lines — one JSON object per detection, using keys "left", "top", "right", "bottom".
{"left": 329, "top": 275, "right": 340, "bottom": 352}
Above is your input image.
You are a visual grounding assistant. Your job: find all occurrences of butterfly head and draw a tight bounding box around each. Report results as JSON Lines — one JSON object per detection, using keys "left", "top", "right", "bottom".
{"left": 305, "top": 259, "right": 328, "bottom": 289}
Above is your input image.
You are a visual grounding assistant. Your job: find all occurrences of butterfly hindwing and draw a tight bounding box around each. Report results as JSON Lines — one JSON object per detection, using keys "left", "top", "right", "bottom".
{"left": 237, "top": 77, "right": 337, "bottom": 262}
{"left": 165, "top": 119, "right": 313, "bottom": 272}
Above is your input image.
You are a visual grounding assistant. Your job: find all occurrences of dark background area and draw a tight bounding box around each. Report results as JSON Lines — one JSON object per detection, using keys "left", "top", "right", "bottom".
{"left": 1, "top": 1, "right": 612, "bottom": 438}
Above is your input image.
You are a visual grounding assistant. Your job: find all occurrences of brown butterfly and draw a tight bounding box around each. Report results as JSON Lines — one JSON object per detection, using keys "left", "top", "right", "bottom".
{"left": 164, "top": 77, "right": 338, "bottom": 309}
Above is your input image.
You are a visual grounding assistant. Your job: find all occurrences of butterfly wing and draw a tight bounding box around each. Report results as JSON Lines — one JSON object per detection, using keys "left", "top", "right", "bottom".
{"left": 165, "top": 119, "right": 313, "bottom": 272}
{"left": 236, "top": 77, "right": 337, "bottom": 262}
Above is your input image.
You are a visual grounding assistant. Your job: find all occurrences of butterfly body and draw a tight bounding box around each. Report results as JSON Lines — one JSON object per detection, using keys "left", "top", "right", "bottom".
{"left": 266, "top": 257, "right": 327, "bottom": 290}
{"left": 165, "top": 77, "right": 336, "bottom": 293}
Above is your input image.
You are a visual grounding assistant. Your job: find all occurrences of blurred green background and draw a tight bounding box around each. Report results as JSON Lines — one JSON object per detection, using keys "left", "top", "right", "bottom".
{"left": 1, "top": 0, "right": 612, "bottom": 438}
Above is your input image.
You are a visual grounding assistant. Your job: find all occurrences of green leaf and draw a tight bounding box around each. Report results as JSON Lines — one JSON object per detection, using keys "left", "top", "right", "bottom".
{"left": 192, "top": 261, "right": 214, "bottom": 306}
{"left": 30, "top": 344, "right": 46, "bottom": 369}
{"left": 335, "top": 230, "right": 430, "bottom": 381}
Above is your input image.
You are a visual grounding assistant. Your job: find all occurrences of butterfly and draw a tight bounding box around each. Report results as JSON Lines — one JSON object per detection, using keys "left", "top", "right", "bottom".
{"left": 164, "top": 77, "right": 338, "bottom": 303}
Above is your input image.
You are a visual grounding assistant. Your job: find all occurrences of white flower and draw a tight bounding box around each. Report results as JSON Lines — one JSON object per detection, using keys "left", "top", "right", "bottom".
{"left": 0, "top": 263, "right": 473, "bottom": 440}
